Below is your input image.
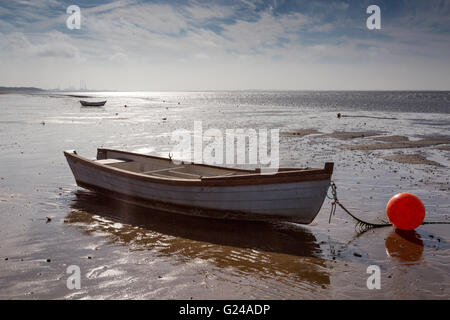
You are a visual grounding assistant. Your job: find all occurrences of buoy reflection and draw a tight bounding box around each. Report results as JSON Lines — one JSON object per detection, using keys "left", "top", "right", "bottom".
{"left": 385, "top": 229, "right": 424, "bottom": 262}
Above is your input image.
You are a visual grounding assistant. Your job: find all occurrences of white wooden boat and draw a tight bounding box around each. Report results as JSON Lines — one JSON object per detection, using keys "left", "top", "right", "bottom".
{"left": 64, "top": 148, "right": 334, "bottom": 224}
{"left": 79, "top": 100, "right": 107, "bottom": 107}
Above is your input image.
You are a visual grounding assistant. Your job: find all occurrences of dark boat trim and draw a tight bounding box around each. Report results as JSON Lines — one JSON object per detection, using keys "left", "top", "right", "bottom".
{"left": 64, "top": 149, "right": 333, "bottom": 187}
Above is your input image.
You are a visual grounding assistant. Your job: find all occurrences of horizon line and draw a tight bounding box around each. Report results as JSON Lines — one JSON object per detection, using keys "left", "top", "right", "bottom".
{"left": 1, "top": 86, "right": 450, "bottom": 93}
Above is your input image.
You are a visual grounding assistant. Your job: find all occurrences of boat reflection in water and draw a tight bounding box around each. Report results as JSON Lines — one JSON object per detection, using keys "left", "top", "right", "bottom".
{"left": 67, "top": 190, "right": 331, "bottom": 287}
{"left": 385, "top": 229, "right": 424, "bottom": 263}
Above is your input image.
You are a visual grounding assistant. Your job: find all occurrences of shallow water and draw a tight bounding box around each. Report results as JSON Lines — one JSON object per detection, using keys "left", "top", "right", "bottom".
{"left": 0, "top": 91, "right": 449, "bottom": 299}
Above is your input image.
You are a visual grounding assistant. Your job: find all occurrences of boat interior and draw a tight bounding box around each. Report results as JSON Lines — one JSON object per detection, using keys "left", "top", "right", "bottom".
{"left": 91, "top": 148, "right": 328, "bottom": 180}
{"left": 95, "top": 154, "right": 251, "bottom": 180}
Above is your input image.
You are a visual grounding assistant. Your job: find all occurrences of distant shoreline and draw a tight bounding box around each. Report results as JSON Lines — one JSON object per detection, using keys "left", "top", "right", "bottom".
{"left": 0, "top": 86, "right": 45, "bottom": 94}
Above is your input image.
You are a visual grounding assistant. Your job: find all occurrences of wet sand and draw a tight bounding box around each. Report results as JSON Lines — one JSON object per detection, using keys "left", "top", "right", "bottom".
{"left": 280, "top": 129, "right": 319, "bottom": 137}
{"left": 314, "top": 131, "right": 383, "bottom": 140}
{"left": 0, "top": 92, "right": 449, "bottom": 300}
{"left": 342, "top": 138, "right": 450, "bottom": 151}
{"left": 382, "top": 154, "right": 443, "bottom": 167}
{"left": 372, "top": 135, "right": 410, "bottom": 142}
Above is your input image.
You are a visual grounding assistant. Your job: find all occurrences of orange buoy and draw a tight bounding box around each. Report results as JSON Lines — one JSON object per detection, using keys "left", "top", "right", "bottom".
{"left": 337, "top": 112, "right": 341, "bottom": 119}
{"left": 386, "top": 193, "right": 425, "bottom": 230}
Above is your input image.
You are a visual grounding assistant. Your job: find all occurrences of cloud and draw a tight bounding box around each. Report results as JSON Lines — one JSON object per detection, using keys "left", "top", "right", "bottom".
{"left": 0, "top": 31, "right": 81, "bottom": 60}
{"left": 309, "top": 23, "right": 334, "bottom": 33}
{"left": 0, "top": 0, "right": 449, "bottom": 90}
{"left": 184, "top": 2, "right": 236, "bottom": 21}
{"left": 109, "top": 52, "right": 128, "bottom": 62}
{"left": 86, "top": 3, "right": 188, "bottom": 36}
{"left": 193, "top": 52, "right": 210, "bottom": 60}
{"left": 219, "top": 11, "right": 310, "bottom": 54}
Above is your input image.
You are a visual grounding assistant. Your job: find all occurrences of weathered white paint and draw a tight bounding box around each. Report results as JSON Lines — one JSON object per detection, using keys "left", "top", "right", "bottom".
{"left": 66, "top": 152, "right": 331, "bottom": 224}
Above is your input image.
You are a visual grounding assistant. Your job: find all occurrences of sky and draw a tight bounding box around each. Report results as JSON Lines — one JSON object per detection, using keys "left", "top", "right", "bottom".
{"left": 0, "top": 0, "right": 449, "bottom": 90}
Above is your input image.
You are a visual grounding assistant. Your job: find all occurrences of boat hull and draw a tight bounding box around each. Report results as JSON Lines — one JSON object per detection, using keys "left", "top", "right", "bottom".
{"left": 64, "top": 150, "right": 332, "bottom": 224}
{"left": 79, "top": 100, "right": 107, "bottom": 107}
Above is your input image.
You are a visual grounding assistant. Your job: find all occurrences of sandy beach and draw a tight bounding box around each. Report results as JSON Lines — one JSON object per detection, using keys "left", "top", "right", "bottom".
{"left": 0, "top": 91, "right": 449, "bottom": 299}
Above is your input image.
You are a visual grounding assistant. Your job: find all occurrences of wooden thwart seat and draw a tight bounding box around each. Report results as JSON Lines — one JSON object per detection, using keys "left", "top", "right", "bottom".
{"left": 143, "top": 166, "right": 185, "bottom": 174}
{"left": 143, "top": 166, "right": 203, "bottom": 179}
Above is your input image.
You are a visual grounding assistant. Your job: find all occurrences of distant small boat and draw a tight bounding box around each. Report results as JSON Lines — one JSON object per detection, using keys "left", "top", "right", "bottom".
{"left": 64, "top": 148, "right": 334, "bottom": 224}
{"left": 79, "top": 100, "right": 107, "bottom": 107}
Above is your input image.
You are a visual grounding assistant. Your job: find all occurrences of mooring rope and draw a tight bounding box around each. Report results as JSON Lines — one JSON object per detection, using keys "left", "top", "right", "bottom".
{"left": 327, "top": 181, "right": 450, "bottom": 233}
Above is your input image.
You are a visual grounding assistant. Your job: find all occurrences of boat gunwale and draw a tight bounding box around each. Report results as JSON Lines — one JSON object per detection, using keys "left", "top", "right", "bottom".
{"left": 98, "top": 148, "right": 334, "bottom": 175}
{"left": 64, "top": 149, "right": 333, "bottom": 187}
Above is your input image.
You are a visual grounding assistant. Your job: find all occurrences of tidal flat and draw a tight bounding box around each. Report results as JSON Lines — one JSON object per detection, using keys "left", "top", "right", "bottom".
{"left": 0, "top": 91, "right": 449, "bottom": 299}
